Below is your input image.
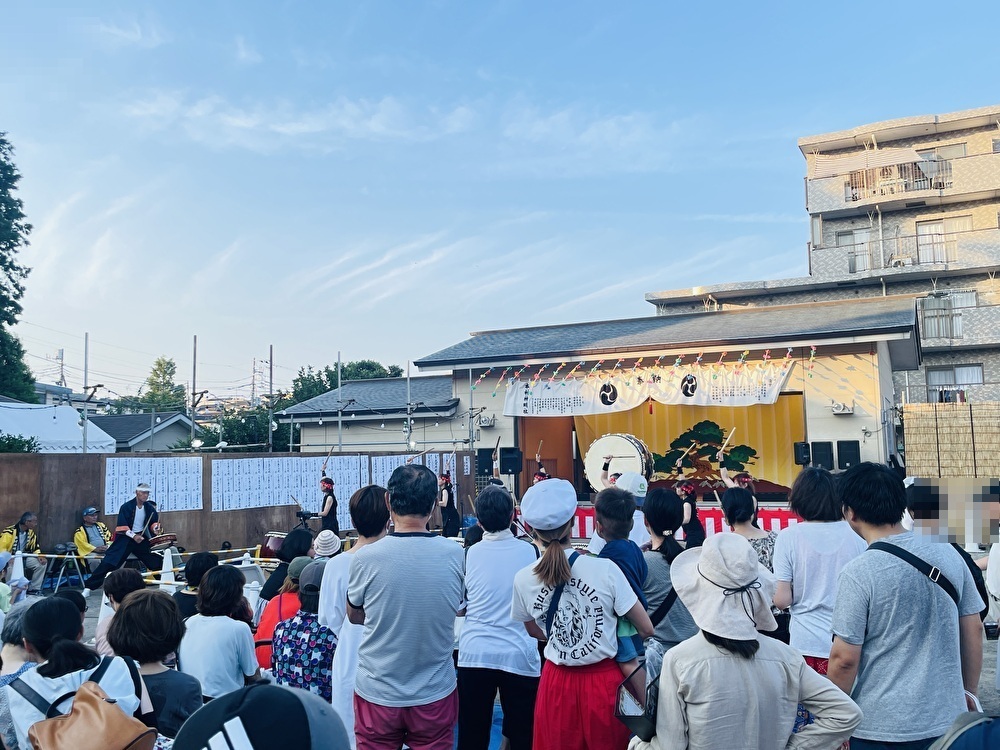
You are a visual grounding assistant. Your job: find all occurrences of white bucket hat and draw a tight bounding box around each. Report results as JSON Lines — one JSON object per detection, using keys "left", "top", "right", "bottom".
{"left": 671, "top": 532, "right": 777, "bottom": 640}
{"left": 520, "top": 479, "right": 578, "bottom": 532}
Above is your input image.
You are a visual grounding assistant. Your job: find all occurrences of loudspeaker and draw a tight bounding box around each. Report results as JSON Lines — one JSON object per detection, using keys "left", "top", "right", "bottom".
{"left": 837, "top": 440, "right": 861, "bottom": 470}
{"left": 476, "top": 448, "right": 494, "bottom": 476}
{"left": 811, "top": 441, "right": 834, "bottom": 470}
{"left": 499, "top": 447, "right": 523, "bottom": 475}
{"left": 793, "top": 441, "right": 811, "bottom": 466}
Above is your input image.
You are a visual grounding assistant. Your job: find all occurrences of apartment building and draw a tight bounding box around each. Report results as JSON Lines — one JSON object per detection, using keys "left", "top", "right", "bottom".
{"left": 647, "top": 106, "right": 1000, "bottom": 415}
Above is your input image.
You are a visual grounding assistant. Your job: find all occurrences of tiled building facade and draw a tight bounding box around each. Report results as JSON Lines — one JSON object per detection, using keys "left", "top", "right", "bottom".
{"left": 647, "top": 105, "right": 1000, "bottom": 408}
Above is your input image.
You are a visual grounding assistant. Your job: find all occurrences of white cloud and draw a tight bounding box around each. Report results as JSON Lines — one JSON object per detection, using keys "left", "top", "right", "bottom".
{"left": 235, "top": 36, "right": 262, "bottom": 65}
{"left": 91, "top": 19, "right": 166, "bottom": 49}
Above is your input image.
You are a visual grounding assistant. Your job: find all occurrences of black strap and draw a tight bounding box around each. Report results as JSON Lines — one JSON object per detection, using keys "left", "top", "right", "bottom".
{"left": 870, "top": 541, "right": 960, "bottom": 607}
{"left": 545, "top": 551, "right": 579, "bottom": 638}
{"left": 649, "top": 589, "right": 678, "bottom": 628}
{"left": 10, "top": 657, "right": 115, "bottom": 720}
{"left": 121, "top": 656, "right": 147, "bottom": 720}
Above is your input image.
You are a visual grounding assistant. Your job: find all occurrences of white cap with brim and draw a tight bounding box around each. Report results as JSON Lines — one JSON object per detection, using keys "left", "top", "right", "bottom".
{"left": 671, "top": 532, "right": 778, "bottom": 641}
{"left": 614, "top": 472, "right": 647, "bottom": 499}
{"left": 520, "top": 478, "right": 578, "bottom": 532}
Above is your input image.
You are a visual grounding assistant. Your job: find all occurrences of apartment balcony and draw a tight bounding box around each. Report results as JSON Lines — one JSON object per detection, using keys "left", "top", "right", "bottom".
{"left": 810, "top": 226, "right": 1000, "bottom": 280}
{"left": 920, "top": 303, "right": 1000, "bottom": 350}
{"left": 900, "top": 381, "right": 1000, "bottom": 405}
{"left": 806, "top": 151, "right": 1000, "bottom": 216}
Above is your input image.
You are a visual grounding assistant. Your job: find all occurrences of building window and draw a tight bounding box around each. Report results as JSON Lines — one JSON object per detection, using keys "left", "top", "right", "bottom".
{"left": 915, "top": 215, "right": 972, "bottom": 264}
{"left": 993, "top": 139, "right": 1000, "bottom": 154}
{"left": 919, "top": 289, "right": 976, "bottom": 338}
{"left": 926, "top": 364, "right": 983, "bottom": 402}
{"left": 837, "top": 228, "right": 873, "bottom": 272}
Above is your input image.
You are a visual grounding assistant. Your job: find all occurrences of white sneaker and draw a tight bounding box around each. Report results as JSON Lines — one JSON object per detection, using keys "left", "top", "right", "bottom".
{"left": 81, "top": 588, "right": 91, "bottom": 599}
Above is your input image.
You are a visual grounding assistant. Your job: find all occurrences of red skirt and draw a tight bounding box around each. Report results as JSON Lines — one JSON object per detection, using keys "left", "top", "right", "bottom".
{"left": 533, "top": 659, "right": 631, "bottom": 750}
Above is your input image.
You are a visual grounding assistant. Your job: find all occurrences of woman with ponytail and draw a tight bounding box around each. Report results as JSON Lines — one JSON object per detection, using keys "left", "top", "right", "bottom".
{"left": 511, "top": 479, "right": 653, "bottom": 750}
{"left": 7, "top": 597, "right": 145, "bottom": 750}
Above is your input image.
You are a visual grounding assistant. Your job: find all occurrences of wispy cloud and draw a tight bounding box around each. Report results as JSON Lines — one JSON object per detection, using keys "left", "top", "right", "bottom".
{"left": 91, "top": 18, "right": 166, "bottom": 49}
{"left": 684, "top": 213, "right": 806, "bottom": 225}
{"left": 235, "top": 36, "right": 262, "bottom": 65}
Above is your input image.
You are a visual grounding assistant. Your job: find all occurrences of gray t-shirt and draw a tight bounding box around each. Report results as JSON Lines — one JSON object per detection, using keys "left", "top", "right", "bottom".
{"left": 832, "top": 531, "right": 984, "bottom": 742}
{"left": 348, "top": 532, "right": 465, "bottom": 707}
{"left": 642, "top": 549, "right": 698, "bottom": 650}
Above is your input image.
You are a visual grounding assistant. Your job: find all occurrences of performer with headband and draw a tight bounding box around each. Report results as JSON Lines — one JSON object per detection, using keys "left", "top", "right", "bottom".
{"left": 599, "top": 455, "right": 622, "bottom": 488}
{"left": 82, "top": 482, "right": 163, "bottom": 597}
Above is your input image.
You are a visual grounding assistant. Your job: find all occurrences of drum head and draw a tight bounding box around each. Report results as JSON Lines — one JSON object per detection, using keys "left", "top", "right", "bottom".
{"left": 584, "top": 433, "right": 653, "bottom": 493}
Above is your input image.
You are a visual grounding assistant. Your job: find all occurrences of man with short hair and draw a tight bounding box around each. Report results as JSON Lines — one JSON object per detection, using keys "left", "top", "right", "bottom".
{"left": 82, "top": 482, "right": 163, "bottom": 597}
{"left": 0, "top": 513, "right": 46, "bottom": 594}
{"left": 347, "top": 464, "right": 464, "bottom": 750}
{"left": 828, "top": 462, "right": 984, "bottom": 750}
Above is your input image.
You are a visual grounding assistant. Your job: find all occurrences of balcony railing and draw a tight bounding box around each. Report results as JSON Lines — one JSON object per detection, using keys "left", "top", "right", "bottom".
{"left": 815, "top": 226, "right": 1000, "bottom": 277}
{"left": 844, "top": 160, "right": 952, "bottom": 202}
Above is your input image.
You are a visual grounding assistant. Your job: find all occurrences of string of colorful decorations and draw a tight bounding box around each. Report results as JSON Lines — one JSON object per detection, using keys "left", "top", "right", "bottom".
{"left": 481, "top": 346, "right": 823, "bottom": 393}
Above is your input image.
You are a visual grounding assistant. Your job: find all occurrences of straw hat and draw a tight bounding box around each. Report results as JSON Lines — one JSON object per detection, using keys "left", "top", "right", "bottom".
{"left": 671, "top": 533, "right": 777, "bottom": 640}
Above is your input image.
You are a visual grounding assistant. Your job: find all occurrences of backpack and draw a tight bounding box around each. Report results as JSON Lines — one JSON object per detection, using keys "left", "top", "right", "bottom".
{"left": 928, "top": 713, "right": 997, "bottom": 749}
{"left": 9, "top": 657, "right": 157, "bottom": 750}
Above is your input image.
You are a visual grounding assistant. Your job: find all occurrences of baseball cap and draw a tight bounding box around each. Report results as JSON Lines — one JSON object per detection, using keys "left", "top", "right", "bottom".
{"left": 83, "top": 506, "right": 99, "bottom": 516}
{"left": 173, "top": 683, "right": 350, "bottom": 750}
{"left": 287, "top": 556, "right": 313, "bottom": 582}
{"left": 614, "top": 472, "right": 648, "bottom": 499}
{"left": 520, "top": 478, "right": 578, "bottom": 531}
{"left": 299, "top": 560, "right": 325, "bottom": 592}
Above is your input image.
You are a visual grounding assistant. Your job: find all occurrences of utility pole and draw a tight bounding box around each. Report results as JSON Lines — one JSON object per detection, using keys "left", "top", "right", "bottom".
{"left": 190, "top": 335, "right": 197, "bottom": 445}
{"left": 337, "top": 351, "right": 343, "bottom": 452}
{"left": 267, "top": 344, "right": 274, "bottom": 453}
{"left": 82, "top": 334, "right": 89, "bottom": 453}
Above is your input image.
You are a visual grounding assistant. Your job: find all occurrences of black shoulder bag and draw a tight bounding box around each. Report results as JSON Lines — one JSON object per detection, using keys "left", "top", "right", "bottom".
{"left": 869, "top": 541, "right": 959, "bottom": 607}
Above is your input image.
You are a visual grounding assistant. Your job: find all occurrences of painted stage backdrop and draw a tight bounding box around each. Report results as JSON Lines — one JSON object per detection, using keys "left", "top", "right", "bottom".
{"left": 574, "top": 394, "right": 806, "bottom": 495}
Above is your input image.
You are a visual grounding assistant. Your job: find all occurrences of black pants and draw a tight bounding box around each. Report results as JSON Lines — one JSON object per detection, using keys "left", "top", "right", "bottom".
{"left": 457, "top": 667, "right": 538, "bottom": 750}
{"left": 84, "top": 537, "right": 162, "bottom": 590}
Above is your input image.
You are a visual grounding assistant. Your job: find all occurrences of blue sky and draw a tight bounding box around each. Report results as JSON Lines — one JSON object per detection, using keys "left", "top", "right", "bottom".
{"left": 1, "top": 1, "right": 994, "bottom": 401}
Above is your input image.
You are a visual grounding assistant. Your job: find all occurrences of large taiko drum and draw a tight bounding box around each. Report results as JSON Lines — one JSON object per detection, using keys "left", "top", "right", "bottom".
{"left": 256, "top": 531, "right": 286, "bottom": 573}
{"left": 584, "top": 433, "right": 654, "bottom": 493}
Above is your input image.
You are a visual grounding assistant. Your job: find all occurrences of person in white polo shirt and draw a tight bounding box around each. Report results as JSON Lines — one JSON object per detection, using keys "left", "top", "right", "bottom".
{"left": 587, "top": 471, "right": 651, "bottom": 555}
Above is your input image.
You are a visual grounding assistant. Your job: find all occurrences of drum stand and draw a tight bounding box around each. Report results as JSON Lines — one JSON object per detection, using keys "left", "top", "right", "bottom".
{"left": 48, "top": 555, "right": 87, "bottom": 593}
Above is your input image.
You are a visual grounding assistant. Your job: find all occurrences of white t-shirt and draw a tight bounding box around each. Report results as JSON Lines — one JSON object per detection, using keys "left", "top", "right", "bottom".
{"left": 131, "top": 504, "right": 147, "bottom": 535}
{"left": 511, "top": 548, "right": 637, "bottom": 666}
{"left": 772, "top": 520, "right": 868, "bottom": 658}
{"left": 8, "top": 657, "right": 141, "bottom": 750}
{"left": 459, "top": 530, "right": 541, "bottom": 677}
{"left": 179, "top": 614, "right": 257, "bottom": 698}
{"left": 318, "top": 550, "right": 362, "bottom": 749}
{"left": 586, "top": 509, "right": 650, "bottom": 555}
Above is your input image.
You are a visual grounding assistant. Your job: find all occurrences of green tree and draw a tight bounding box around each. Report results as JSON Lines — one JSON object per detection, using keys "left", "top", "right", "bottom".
{"left": 290, "top": 359, "right": 403, "bottom": 405}
{"left": 111, "top": 356, "right": 187, "bottom": 413}
{"left": 0, "top": 133, "right": 35, "bottom": 402}
{"left": 0, "top": 432, "right": 39, "bottom": 453}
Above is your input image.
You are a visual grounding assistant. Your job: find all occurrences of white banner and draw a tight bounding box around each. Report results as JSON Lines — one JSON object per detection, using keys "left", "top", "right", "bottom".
{"left": 503, "top": 363, "right": 793, "bottom": 417}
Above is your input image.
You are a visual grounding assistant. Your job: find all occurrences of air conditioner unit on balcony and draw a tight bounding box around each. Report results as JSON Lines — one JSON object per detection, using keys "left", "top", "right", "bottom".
{"left": 831, "top": 401, "right": 855, "bottom": 415}
{"left": 889, "top": 257, "right": 911, "bottom": 268}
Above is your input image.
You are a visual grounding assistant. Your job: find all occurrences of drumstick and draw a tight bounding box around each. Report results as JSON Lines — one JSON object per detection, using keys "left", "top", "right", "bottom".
{"left": 467, "top": 494, "right": 475, "bottom": 512}
{"left": 537, "top": 440, "right": 543, "bottom": 456}
{"left": 406, "top": 448, "right": 432, "bottom": 464}
{"left": 719, "top": 428, "right": 737, "bottom": 453}
{"left": 493, "top": 435, "right": 501, "bottom": 459}
{"left": 679, "top": 442, "right": 697, "bottom": 460}
{"left": 713, "top": 489, "right": 721, "bottom": 503}
{"left": 321, "top": 443, "right": 336, "bottom": 471}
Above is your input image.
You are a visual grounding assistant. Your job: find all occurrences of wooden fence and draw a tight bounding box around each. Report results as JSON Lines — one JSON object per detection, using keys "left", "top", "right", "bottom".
{"left": 902, "top": 402, "right": 1000, "bottom": 477}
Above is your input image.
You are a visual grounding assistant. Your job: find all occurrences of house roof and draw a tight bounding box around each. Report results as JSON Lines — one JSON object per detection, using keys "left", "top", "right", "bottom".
{"left": 415, "top": 296, "right": 921, "bottom": 370}
{"left": 88, "top": 412, "right": 191, "bottom": 446}
{"left": 281, "top": 375, "right": 459, "bottom": 419}
{"left": 0, "top": 403, "right": 116, "bottom": 453}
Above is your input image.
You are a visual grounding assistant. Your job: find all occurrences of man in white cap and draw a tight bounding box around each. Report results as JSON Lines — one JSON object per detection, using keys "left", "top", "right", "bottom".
{"left": 629, "top": 533, "right": 861, "bottom": 749}
{"left": 586, "top": 471, "right": 651, "bottom": 555}
{"left": 82, "top": 482, "right": 162, "bottom": 597}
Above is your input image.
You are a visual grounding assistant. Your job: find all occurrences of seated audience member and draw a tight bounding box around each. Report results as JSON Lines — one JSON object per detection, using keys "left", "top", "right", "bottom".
{"left": 0, "top": 601, "right": 38, "bottom": 750}
{"left": 317, "top": 485, "right": 389, "bottom": 749}
{"left": 53, "top": 589, "right": 87, "bottom": 624}
{"left": 6, "top": 597, "right": 147, "bottom": 750}
{"left": 96, "top": 567, "right": 146, "bottom": 656}
{"left": 271, "top": 560, "right": 336, "bottom": 700}
{"left": 174, "top": 552, "right": 220, "bottom": 620}
{"left": 256, "top": 555, "right": 310, "bottom": 668}
{"left": 108, "top": 589, "right": 203, "bottom": 738}
{"left": 179, "top": 564, "right": 260, "bottom": 700}
{"left": 628, "top": 533, "right": 862, "bottom": 750}
{"left": 259, "top": 528, "right": 313, "bottom": 601}
{"left": 172, "top": 683, "right": 351, "bottom": 750}
{"left": 73, "top": 505, "right": 112, "bottom": 567}
{"left": 0, "top": 513, "right": 46, "bottom": 595}
{"left": 458, "top": 484, "right": 540, "bottom": 750}
{"left": 313, "top": 530, "right": 341, "bottom": 560}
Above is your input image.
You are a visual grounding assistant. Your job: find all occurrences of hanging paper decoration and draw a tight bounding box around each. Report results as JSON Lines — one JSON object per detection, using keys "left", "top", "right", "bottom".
{"left": 713, "top": 352, "right": 728, "bottom": 379}
{"left": 587, "top": 360, "right": 605, "bottom": 378}
{"left": 490, "top": 367, "right": 511, "bottom": 398}
{"left": 808, "top": 345, "right": 817, "bottom": 378}
{"left": 735, "top": 350, "right": 750, "bottom": 374}
{"left": 529, "top": 363, "right": 549, "bottom": 387}
{"left": 471, "top": 368, "right": 492, "bottom": 391}
{"left": 548, "top": 362, "right": 568, "bottom": 383}
{"left": 669, "top": 355, "right": 684, "bottom": 377}
{"left": 609, "top": 358, "right": 625, "bottom": 374}
{"left": 562, "top": 361, "right": 585, "bottom": 385}
{"left": 695, "top": 352, "right": 704, "bottom": 367}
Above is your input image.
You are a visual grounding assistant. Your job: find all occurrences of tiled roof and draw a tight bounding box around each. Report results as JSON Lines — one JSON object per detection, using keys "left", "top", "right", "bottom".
{"left": 282, "top": 375, "right": 458, "bottom": 417}
{"left": 415, "top": 296, "right": 918, "bottom": 368}
{"left": 89, "top": 412, "right": 189, "bottom": 442}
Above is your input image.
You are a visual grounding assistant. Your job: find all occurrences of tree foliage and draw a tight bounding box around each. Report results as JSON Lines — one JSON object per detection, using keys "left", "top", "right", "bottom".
{"left": 653, "top": 419, "right": 758, "bottom": 477}
{"left": 112, "top": 356, "right": 187, "bottom": 413}
{"left": 0, "top": 431, "right": 39, "bottom": 453}
{"left": 0, "top": 133, "right": 35, "bottom": 402}
{"left": 291, "top": 359, "right": 403, "bottom": 404}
